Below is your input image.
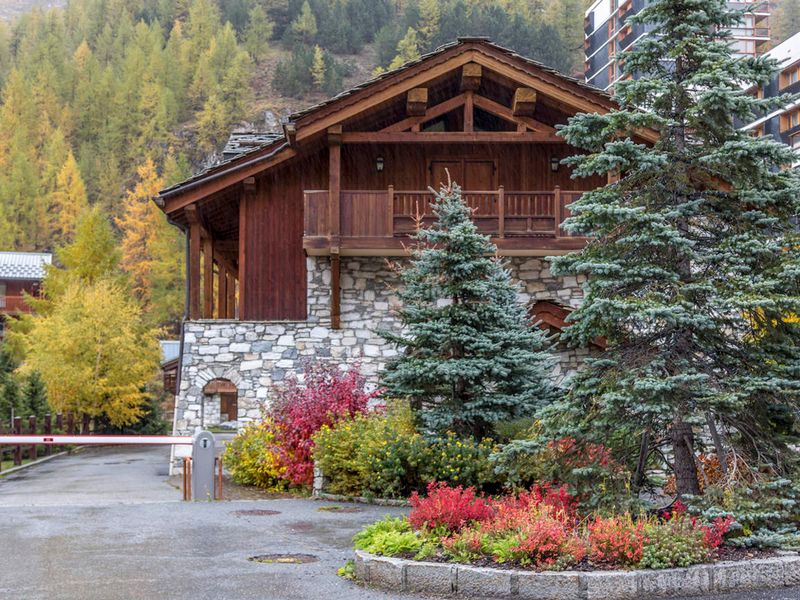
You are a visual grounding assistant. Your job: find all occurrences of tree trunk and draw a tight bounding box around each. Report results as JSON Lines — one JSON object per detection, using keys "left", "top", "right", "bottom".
{"left": 632, "top": 429, "right": 651, "bottom": 491}
{"left": 705, "top": 412, "right": 729, "bottom": 477}
{"left": 670, "top": 415, "right": 701, "bottom": 497}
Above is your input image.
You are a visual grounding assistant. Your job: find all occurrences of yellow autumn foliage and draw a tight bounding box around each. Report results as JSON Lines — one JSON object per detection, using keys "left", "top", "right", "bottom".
{"left": 18, "top": 279, "right": 160, "bottom": 426}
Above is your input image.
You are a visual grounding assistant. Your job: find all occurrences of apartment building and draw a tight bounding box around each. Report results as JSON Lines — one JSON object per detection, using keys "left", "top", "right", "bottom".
{"left": 741, "top": 30, "right": 800, "bottom": 156}
{"left": 585, "top": 0, "right": 771, "bottom": 91}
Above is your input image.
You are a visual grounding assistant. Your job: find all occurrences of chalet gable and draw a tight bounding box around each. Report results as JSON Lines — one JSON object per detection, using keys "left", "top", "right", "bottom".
{"left": 157, "top": 38, "right": 616, "bottom": 213}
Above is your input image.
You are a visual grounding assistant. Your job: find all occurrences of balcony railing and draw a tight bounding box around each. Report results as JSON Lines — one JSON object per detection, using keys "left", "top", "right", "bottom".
{"left": 304, "top": 187, "right": 588, "bottom": 253}
{"left": 0, "top": 295, "right": 32, "bottom": 313}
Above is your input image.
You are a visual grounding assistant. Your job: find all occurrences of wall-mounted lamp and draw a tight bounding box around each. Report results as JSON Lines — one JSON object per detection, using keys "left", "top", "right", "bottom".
{"left": 376, "top": 156, "right": 385, "bottom": 172}
{"left": 550, "top": 156, "right": 560, "bottom": 173}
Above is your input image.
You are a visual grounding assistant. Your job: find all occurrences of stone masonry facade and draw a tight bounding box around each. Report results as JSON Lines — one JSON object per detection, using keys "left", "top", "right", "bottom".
{"left": 172, "top": 256, "right": 589, "bottom": 437}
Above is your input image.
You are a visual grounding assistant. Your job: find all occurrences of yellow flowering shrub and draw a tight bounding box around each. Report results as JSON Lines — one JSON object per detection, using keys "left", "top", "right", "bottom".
{"left": 313, "top": 402, "right": 499, "bottom": 499}
{"left": 223, "top": 420, "right": 286, "bottom": 491}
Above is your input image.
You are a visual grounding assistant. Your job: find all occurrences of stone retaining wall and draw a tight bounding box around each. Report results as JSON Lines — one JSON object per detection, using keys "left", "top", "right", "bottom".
{"left": 355, "top": 550, "right": 800, "bottom": 600}
{"left": 172, "top": 256, "right": 590, "bottom": 437}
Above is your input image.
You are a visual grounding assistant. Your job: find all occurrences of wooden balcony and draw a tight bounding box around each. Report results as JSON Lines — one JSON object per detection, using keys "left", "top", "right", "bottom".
{"left": 0, "top": 295, "right": 32, "bottom": 314}
{"left": 303, "top": 187, "right": 590, "bottom": 256}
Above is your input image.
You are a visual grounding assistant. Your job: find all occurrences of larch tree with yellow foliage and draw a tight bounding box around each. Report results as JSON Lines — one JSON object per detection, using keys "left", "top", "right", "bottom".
{"left": 12, "top": 207, "right": 160, "bottom": 427}
{"left": 50, "top": 151, "right": 89, "bottom": 246}
{"left": 116, "top": 159, "right": 185, "bottom": 331}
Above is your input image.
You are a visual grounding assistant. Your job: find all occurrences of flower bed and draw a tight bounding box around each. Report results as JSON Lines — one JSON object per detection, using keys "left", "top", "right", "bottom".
{"left": 353, "top": 483, "right": 736, "bottom": 573}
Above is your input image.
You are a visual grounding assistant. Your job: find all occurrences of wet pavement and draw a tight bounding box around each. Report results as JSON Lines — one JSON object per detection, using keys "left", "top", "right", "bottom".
{"left": 1, "top": 445, "right": 799, "bottom": 600}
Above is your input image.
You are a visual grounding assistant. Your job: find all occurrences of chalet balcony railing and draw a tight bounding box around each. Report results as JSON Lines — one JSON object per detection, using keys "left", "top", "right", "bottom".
{"left": 0, "top": 296, "right": 32, "bottom": 313}
{"left": 304, "top": 187, "right": 586, "bottom": 241}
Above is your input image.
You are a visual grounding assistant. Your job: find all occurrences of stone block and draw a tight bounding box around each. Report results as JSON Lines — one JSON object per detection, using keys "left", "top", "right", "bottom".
{"left": 713, "top": 559, "right": 785, "bottom": 593}
{"left": 239, "top": 360, "right": 263, "bottom": 371}
{"left": 354, "top": 551, "right": 370, "bottom": 583}
{"left": 783, "top": 555, "right": 800, "bottom": 587}
{"left": 229, "top": 342, "right": 250, "bottom": 353}
{"left": 637, "top": 565, "right": 711, "bottom": 598}
{"left": 405, "top": 562, "right": 454, "bottom": 595}
{"left": 583, "top": 571, "right": 639, "bottom": 600}
{"left": 516, "top": 571, "right": 583, "bottom": 600}
{"left": 367, "top": 556, "right": 405, "bottom": 590}
{"left": 456, "top": 565, "right": 513, "bottom": 597}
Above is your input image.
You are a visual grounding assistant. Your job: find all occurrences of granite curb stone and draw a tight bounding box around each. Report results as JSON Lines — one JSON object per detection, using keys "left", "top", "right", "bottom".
{"left": 355, "top": 550, "right": 800, "bottom": 600}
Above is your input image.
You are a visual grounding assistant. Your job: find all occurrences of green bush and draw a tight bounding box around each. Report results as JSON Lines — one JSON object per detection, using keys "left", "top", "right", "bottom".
{"left": 313, "top": 403, "right": 498, "bottom": 498}
{"left": 353, "top": 516, "right": 422, "bottom": 556}
{"left": 639, "top": 518, "right": 709, "bottom": 569}
{"left": 223, "top": 420, "right": 286, "bottom": 491}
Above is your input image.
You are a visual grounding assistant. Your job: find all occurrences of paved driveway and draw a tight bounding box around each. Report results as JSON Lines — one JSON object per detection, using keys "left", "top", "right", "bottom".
{"left": 0, "top": 445, "right": 798, "bottom": 600}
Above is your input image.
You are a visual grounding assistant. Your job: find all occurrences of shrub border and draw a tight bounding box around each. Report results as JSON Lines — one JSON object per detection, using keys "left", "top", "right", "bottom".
{"left": 354, "top": 550, "right": 800, "bottom": 599}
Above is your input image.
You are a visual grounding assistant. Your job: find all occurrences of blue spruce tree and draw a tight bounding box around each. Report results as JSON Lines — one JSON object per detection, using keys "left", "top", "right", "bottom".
{"left": 381, "top": 181, "right": 556, "bottom": 440}
{"left": 548, "top": 0, "right": 800, "bottom": 496}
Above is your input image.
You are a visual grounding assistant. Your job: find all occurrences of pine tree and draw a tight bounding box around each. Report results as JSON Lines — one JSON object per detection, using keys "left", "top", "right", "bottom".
{"left": 243, "top": 5, "right": 273, "bottom": 63}
{"left": 290, "top": 1, "right": 317, "bottom": 44}
{"left": 22, "top": 372, "right": 48, "bottom": 419}
{"left": 311, "top": 44, "right": 325, "bottom": 89}
{"left": 381, "top": 182, "right": 556, "bottom": 440}
{"left": 548, "top": 0, "right": 800, "bottom": 497}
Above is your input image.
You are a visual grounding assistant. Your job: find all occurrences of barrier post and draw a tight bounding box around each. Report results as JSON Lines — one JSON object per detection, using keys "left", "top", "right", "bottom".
{"left": 13, "top": 417, "right": 21, "bottom": 465}
{"left": 44, "top": 414, "right": 52, "bottom": 456}
{"left": 191, "top": 430, "right": 215, "bottom": 501}
{"left": 28, "top": 416, "right": 36, "bottom": 461}
{"left": 67, "top": 413, "right": 74, "bottom": 454}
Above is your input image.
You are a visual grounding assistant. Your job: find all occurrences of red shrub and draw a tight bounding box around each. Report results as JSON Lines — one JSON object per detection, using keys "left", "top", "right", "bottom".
{"left": 588, "top": 515, "right": 646, "bottom": 567}
{"left": 488, "top": 483, "right": 578, "bottom": 532}
{"left": 409, "top": 482, "right": 493, "bottom": 532}
{"left": 268, "top": 362, "right": 377, "bottom": 486}
{"left": 507, "top": 512, "right": 586, "bottom": 568}
{"left": 702, "top": 515, "right": 734, "bottom": 550}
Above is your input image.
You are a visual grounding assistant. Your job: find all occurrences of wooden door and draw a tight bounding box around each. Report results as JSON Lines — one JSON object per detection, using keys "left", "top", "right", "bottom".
{"left": 464, "top": 160, "right": 495, "bottom": 190}
{"left": 430, "top": 160, "right": 463, "bottom": 189}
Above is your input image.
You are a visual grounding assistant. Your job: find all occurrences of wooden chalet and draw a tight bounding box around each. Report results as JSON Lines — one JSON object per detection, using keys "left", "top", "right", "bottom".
{"left": 0, "top": 252, "right": 50, "bottom": 342}
{"left": 157, "top": 38, "right": 622, "bottom": 327}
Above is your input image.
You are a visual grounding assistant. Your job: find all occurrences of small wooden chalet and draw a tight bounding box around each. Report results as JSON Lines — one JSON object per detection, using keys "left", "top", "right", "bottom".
{"left": 0, "top": 252, "right": 50, "bottom": 342}
{"left": 157, "top": 38, "right": 629, "bottom": 438}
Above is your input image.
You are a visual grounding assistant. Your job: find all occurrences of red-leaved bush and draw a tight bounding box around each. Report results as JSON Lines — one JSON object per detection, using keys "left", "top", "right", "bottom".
{"left": 268, "top": 362, "right": 377, "bottom": 486}
{"left": 488, "top": 483, "right": 577, "bottom": 532}
{"left": 409, "top": 482, "right": 493, "bottom": 533}
{"left": 702, "top": 515, "right": 734, "bottom": 550}
{"left": 588, "top": 515, "right": 646, "bottom": 567}
{"left": 504, "top": 512, "right": 586, "bottom": 568}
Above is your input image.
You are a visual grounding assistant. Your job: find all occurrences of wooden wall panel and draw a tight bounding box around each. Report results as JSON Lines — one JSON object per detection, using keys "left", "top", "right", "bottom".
{"left": 243, "top": 163, "right": 308, "bottom": 321}
{"left": 341, "top": 143, "right": 603, "bottom": 193}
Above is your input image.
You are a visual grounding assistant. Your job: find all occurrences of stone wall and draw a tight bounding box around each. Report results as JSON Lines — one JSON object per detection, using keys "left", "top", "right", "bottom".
{"left": 172, "top": 256, "right": 589, "bottom": 437}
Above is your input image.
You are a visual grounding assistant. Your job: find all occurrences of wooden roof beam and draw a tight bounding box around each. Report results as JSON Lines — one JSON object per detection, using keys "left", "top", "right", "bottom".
{"left": 512, "top": 88, "right": 537, "bottom": 117}
{"left": 460, "top": 63, "right": 482, "bottom": 91}
{"left": 382, "top": 93, "right": 468, "bottom": 133}
{"left": 406, "top": 87, "right": 428, "bottom": 116}
{"left": 472, "top": 94, "right": 556, "bottom": 134}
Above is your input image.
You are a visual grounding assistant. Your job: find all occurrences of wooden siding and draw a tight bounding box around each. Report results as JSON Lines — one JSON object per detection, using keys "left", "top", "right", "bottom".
{"left": 0, "top": 279, "right": 40, "bottom": 314}
{"left": 340, "top": 143, "right": 604, "bottom": 191}
{"left": 242, "top": 164, "right": 309, "bottom": 320}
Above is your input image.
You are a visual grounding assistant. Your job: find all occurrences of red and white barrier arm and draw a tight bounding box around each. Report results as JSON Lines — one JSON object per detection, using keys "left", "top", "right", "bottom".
{"left": 0, "top": 435, "right": 194, "bottom": 445}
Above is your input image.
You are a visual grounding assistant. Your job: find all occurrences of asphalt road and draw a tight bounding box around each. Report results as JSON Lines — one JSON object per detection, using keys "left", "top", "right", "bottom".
{"left": 0, "top": 445, "right": 799, "bottom": 600}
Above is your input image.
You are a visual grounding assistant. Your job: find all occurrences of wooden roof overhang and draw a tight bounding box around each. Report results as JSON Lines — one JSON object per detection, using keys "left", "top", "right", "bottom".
{"left": 155, "top": 38, "right": 638, "bottom": 219}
